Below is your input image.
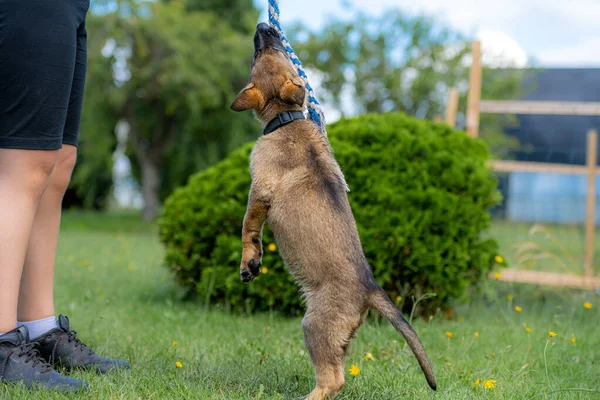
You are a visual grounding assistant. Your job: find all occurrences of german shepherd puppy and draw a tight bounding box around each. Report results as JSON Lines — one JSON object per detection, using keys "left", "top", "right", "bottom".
{"left": 230, "top": 22, "right": 436, "bottom": 400}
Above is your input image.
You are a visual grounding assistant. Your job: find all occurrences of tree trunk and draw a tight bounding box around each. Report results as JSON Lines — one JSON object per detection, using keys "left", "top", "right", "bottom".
{"left": 125, "top": 101, "right": 177, "bottom": 222}
{"left": 140, "top": 156, "right": 162, "bottom": 221}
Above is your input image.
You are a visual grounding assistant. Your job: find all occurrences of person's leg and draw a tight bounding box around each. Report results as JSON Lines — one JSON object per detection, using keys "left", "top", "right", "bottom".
{"left": 0, "top": 1, "right": 88, "bottom": 391}
{"left": 16, "top": 0, "right": 88, "bottom": 336}
{"left": 17, "top": 4, "right": 129, "bottom": 371}
{"left": 17, "top": 145, "right": 77, "bottom": 331}
{"left": 0, "top": 149, "right": 57, "bottom": 334}
{"left": 0, "top": 0, "right": 77, "bottom": 336}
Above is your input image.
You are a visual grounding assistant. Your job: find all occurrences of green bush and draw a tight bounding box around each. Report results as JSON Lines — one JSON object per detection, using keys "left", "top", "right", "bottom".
{"left": 158, "top": 113, "right": 502, "bottom": 315}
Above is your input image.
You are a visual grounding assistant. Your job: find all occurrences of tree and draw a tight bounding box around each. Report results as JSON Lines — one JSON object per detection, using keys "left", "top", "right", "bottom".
{"left": 289, "top": 10, "right": 529, "bottom": 157}
{"left": 289, "top": 11, "right": 470, "bottom": 119}
{"left": 85, "top": 0, "right": 259, "bottom": 220}
{"left": 67, "top": 89, "right": 117, "bottom": 209}
{"left": 173, "top": 0, "right": 256, "bottom": 34}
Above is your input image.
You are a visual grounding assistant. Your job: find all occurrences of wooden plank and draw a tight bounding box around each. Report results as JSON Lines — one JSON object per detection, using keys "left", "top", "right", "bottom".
{"left": 490, "top": 160, "right": 591, "bottom": 175}
{"left": 492, "top": 269, "right": 600, "bottom": 289}
{"left": 480, "top": 100, "right": 600, "bottom": 116}
{"left": 445, "top": 87, "right": 459, "bottom": 128}
{"left": 466, "top": 41, "right": 481, "bottom": 138}
{"left": 585, "top": 130, "right": 598, "bottom": 278}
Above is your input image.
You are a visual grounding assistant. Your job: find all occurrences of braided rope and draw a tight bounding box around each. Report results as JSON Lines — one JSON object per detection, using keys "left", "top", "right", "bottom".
{"left": 268, "top": 0, "right": 326, "bottom": 134}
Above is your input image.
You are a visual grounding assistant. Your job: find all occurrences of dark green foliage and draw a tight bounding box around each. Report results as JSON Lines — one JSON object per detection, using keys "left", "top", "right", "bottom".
{"left": 84, "top": 0, "right": 260, "bottom": 219}
{"left": 65, "top": 26, "right": 118, "bottom": 210}
{"left": 288, "top": 10, "right": 469, "bottom": 119}
{"left": 176, "top": 0, "right": 257, "bottom": 34}
{"left": 159, "top": 113, "right": 501, "bottom": 315}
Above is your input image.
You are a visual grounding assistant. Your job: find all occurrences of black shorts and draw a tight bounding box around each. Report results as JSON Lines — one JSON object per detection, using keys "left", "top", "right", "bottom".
{"left": 0, "top": 0, "right": 90, "bottom": 150}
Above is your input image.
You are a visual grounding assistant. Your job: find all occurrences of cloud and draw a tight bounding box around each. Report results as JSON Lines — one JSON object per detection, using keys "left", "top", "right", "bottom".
{"left": 540, "top": 0, "right": 600, "bottom": 26}
{"left": 477, "top": 30, "right": 528, "bottom": 68}
{"left": 535, "top": 37, "right": 600, "bottom": 66}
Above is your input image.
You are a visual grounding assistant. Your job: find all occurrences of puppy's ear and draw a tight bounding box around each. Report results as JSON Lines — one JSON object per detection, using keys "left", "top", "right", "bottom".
{"left": 280, "top": 77, "right": 306, "bottom": 106}
{"left": 230, "top": 83, "right": 261, "bottom": 112}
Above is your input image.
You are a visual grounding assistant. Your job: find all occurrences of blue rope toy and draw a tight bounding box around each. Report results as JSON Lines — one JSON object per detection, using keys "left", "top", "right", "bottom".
{"left": 268, "top": 0, "right": 326, "bottom": 135}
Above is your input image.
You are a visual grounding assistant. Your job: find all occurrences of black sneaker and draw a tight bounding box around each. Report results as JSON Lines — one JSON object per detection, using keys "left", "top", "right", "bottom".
{"left": 0, "top": 326, "right": 87, "bottom": 392}
{"left": 32, "top": 315, "right": 130, "bottom": 374}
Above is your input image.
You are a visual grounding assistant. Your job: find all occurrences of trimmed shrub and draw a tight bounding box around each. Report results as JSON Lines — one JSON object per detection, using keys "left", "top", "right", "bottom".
{"left": 158, "top": 113, "right": 501, "bottom": 315}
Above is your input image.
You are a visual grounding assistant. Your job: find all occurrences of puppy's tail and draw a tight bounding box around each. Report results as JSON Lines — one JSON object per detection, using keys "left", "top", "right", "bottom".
{"left": 368, "top": 288, "right": 437, "bottom": 391}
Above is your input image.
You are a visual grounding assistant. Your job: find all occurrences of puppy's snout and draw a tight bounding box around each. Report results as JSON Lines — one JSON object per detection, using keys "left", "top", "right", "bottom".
{"left": 256, "top": 23, "right": 278, "bottom": 37}
{"left": 254, "top": 23, "right": 283, "bottom": 53}
{"left": 257, "top": 22, "right": 271, "bottom": 34}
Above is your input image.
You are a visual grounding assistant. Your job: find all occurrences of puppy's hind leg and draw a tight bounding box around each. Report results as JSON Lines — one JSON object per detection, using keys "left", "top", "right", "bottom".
{"left": 299, "top": 310, "right": 362, "bottom": 400}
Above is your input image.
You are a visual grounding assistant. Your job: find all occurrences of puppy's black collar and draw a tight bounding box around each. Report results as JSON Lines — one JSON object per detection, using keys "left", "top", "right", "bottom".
{"left": 263, "top": 111, "right": 305, "bottom": 135}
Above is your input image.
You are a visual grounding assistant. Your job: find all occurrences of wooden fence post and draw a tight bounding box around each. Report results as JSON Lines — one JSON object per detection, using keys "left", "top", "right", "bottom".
{"left": 585, "top": 129, "right": 598, "bottom": 278}
{"left": 466, "top": 41, "right": 482, "bottom": 138}
{"left": 445, "top": 87, "right": 459, "bottom": 128}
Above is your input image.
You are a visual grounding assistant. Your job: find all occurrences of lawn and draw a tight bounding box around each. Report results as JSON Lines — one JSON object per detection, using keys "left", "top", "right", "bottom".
{"left": 1, "top": 211, "right": 598, "bottom": 399}
{"left": 489, "top": 220, "right": 599, "bottom": 275}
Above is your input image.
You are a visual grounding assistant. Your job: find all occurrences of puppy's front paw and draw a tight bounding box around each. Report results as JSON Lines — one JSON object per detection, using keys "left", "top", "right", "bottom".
{"left": 240, "top": 258, "right": 261, "bottom": 283}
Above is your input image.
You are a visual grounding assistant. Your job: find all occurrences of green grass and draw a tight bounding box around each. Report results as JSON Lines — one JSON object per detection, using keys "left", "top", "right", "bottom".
{"left": 489, "top": 220, "right": 599, "bottom": 274}
{"left": 1, "top": 212, "right": 599, "bottom": 399}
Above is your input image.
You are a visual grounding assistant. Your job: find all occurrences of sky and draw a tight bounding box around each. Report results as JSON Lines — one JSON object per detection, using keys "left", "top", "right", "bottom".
{"left": 258, "top": 0, "right": 600, "bottom": 68}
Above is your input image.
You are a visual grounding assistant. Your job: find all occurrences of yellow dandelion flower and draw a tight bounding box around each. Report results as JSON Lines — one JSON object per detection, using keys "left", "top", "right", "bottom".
{"left": 484, "top": 379, "right": 496, "bottom": 389}
{"left": 549, "top": 331, "right": 557, "bottom": 338}
{"left": 507, "top": 294, "right": 513, "bottom": 301}
{"left": 128, "top": 262, "right": 136, "bottom": 271}
{"left": 474, "top": 331, "right": 479, "bottom": 338}
{"left": 175, "top": 361, "right": 183, "bottom": 368}
{"left": 395, "top": 295, "right": 402, "bottom": 302}
{"left": 571, "top": 336, "right": 576, "bottom": 344}
{"left": 493, "top": 272, "right": 501, "bottom": 280}
{"left": 495, "top": 255, "right": 504, "bottom": 263}
{"left": 172, "top": 341, "right": 178, "bottom": 347}
{"left": 514, "top": 306, "right": 522, "bottom": 313}
{"left": 525, "top": 327, "right": 532, "bottom": 333}
{"left": 261, "top": 266, "right": 268, "bottom": 274}
{"left": 445, "top": 331, "right": 453, "bottom": 339}
{"left": 583, "top": 302, "right": 592, "bottom": 309}
{"left": 267, "top": 243, "right": 277, "bottom": 252}
{"left": 473, "top": 378, "right": 481, "bottom": 387}
{"left": 364, "top": 353, "right": 373, "bottom": 361}
{"left": 349, "top": 364, "right": 360, "bottom": 376}
{"left": 491, "top": 352, "right": 496, "bottom": 357}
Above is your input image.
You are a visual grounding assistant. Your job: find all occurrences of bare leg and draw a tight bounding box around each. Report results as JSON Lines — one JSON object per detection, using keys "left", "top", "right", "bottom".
{"left": 18, "top": 145, "right": 76, "bottom": 322}
{"left": 0, "top": 149, "right": 57, "bottom": 333}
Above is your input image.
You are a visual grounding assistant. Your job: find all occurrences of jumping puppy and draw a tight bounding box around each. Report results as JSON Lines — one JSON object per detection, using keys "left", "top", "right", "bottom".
{"left": 230, "top": 23, "right": 437, "bottom": 400}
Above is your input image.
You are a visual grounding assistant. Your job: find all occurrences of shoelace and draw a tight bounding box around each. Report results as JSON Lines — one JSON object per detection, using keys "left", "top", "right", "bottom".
{"left": 17, "top": 342, "right": 53, "bottom": 373}
{"left": 66, "top": 331, "right": 94, "bottom": 356}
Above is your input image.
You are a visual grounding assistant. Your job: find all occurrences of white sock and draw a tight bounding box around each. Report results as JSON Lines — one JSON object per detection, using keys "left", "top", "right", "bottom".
{"left": 17, "top": 316, "right": 58, "bottom": 339}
